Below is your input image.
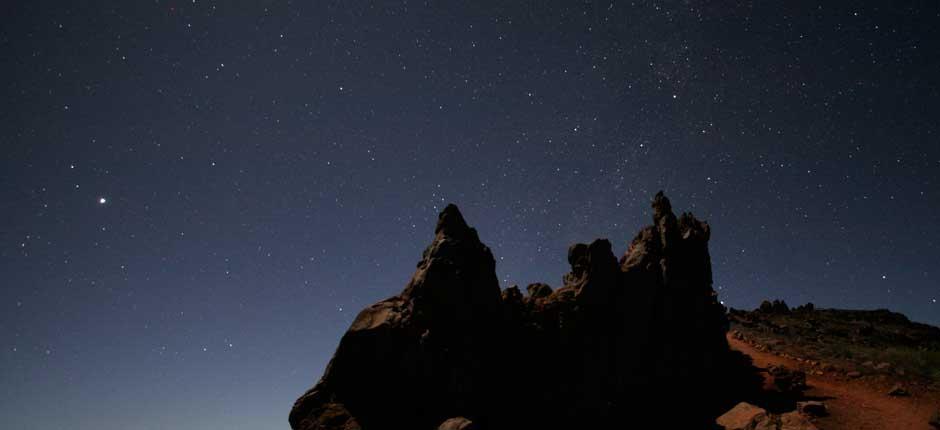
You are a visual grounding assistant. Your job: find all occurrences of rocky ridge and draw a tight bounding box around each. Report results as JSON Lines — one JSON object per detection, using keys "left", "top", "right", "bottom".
{"left": 729, "top": 300, "right": 940, "bottom": 385}
{"left": 290, "top": 192, "right": 757, "bottom": 429}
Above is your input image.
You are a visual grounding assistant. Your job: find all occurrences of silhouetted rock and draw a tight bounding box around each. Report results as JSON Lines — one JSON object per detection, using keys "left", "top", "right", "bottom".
{"left": 289, "top": 397, "right": 360, "bottom": 430}
{"left": 525, "top": 283, "right": 552, "bottom": 299}
{"left": 794, "top": 302, "right": 815, "bottom": 312}
{"left": 759, "top": 300, "right": 791, "bottom": 314}
{"left": 290, "top": 192, "right": 755, "bottom": 429}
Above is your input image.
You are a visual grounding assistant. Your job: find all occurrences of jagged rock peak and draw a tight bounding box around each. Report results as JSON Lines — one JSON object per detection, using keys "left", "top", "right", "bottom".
{"left": 435, "top": 203, "right": 470, "bottom": 236}
{"left": 290, "top": 191, "right": 748, "bottom": 430}
{"left": 651, "top": 190, "right": 674, "bottom": 222}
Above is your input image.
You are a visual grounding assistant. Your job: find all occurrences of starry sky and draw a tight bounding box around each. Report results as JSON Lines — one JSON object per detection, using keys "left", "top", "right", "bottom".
{"left": 2, "top": 1, "right": 939, "bottom": 429}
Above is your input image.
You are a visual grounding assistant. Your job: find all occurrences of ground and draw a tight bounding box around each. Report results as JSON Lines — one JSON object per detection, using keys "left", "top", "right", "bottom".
{"left": 729, "top": 334, "right": 940, "bottom": 429}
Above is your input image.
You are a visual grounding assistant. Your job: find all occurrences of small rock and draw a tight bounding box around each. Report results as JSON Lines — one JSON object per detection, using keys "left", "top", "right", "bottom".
{"left": 717, "top": 402, "right": 768, "bottom": 430}
{"left": 780, "top": 411, "right": 819, "bottom": 430}
{"left": 796, "top": 401, "right": 828, "bottom": 417}
{"left": 874, "top": 362, "right": 892, "bottom": 371}
{"left": 846, "top": 370, "right": 862, "bottom": 378}
{"left": 862, "top": 360, "right": 875, "bottom": 367}
{"left": 754, "top": 415, "right": 779, "bottom": 430}
{"left": 770, "top": 365, "right": 807, "bottom": 393}
{"left": 438, "top": 417, "right": 476, "bottom": 430}
{"left": 888, "top": 384, "right": 910, "bottom": 397}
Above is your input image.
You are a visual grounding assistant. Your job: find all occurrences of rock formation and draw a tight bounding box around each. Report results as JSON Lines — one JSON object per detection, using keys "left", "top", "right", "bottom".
{"left": 716, "top": 402, "right": 820, "bottom": 430}
{"left": 290, "top": 192, "right": 756, "bottom": 429}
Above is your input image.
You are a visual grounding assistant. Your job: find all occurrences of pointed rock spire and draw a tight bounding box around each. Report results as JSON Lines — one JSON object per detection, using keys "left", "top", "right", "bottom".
{"left": 435, "top": 203, "right": 470, "bottom": 236}
{"left": 652, "top": 190, "right": 679, "bottom": 253}
{"left": 403, "top": 203, "right": 500, "bottom": 327}
{"left": 651, "top": 190, "right": 673, "bottom": 223}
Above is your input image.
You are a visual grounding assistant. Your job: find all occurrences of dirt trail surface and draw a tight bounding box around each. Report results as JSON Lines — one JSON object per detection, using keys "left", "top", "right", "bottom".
{"left": 729, "top": 335, "right": 939, "bottom": 430}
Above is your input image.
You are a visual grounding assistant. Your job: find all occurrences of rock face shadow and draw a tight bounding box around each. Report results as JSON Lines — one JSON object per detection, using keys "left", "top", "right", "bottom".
{"left": 289, "top": 192, "right": 765, "bottom": 429}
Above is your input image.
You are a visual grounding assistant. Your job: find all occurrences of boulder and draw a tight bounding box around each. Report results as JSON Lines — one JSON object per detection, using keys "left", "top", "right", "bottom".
{"left": 930, "top": 408, "right": 940, "bottom": 429}
{"left": 438, "top": 417, "right": 476, "bottom": 430}
{"left": 716, "top": 402, "right": 769, "bottom": 430}
{"left": 796, "top": 401, "right": 827, "bottom": 417}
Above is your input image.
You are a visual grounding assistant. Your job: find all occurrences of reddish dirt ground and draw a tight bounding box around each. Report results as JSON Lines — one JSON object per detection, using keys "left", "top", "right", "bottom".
{"left": 729, "top": 335, "right": 939, "bottom": 430}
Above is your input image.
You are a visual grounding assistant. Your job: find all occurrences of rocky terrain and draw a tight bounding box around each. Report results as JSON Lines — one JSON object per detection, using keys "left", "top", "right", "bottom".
{"left": 289, "top": 192, "right": 940, "bottom": 429}
{"left": 729, "top": 301, "right": 940, "bottom": 387}
{"left": 727, "top": 302, "right": 940, "bottom": 429}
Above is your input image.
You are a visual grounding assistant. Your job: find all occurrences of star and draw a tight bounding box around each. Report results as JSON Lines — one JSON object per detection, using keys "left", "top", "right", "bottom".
{"left": 98, "top": 197, "right": 107, "bottom": 205}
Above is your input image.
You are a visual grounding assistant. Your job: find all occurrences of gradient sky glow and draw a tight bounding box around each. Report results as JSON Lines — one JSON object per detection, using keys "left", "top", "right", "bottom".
{"left": 2, "top": 2, "right": 939, "bottom": 429}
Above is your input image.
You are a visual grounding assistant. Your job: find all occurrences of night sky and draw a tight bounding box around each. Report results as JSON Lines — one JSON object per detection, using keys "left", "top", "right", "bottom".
{"left": 2, "top": 1, "right": 939, "bottom": 429}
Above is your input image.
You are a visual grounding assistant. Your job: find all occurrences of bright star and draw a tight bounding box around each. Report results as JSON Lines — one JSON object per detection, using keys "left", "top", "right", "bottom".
{"left": 98, "top": 197, "right": 107, "bottom": 204}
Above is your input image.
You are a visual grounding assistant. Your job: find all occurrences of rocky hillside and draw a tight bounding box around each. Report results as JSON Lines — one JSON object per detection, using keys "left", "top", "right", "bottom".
{"left": 289, "top": 192, "right": 761, "bottom": 429}
{"left": 729, "top": 301, "right": 940, "bottom": 386}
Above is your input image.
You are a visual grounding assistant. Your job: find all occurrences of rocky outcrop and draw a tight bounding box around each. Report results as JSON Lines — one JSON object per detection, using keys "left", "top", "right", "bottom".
{"left": 290, "top": 192, "right": 755, "bottom": 429}
{"left": 716, "top": 403, "right": 819, "bottom": 430}
{"left": 759, "top": 300, "right": 791, "bottom": 314}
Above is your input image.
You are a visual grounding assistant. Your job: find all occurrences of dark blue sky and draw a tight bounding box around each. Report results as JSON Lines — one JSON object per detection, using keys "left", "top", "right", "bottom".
{"left": 2, "top": 1, "right": 938, "bottom": 429}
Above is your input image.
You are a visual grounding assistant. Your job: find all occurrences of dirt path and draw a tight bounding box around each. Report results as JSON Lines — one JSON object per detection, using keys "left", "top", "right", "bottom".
{"left": 728, "top": 335, "right": 938, "bottom": 430}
